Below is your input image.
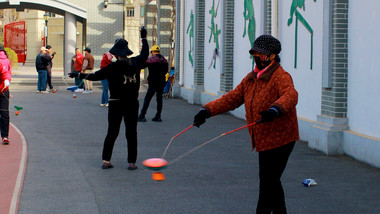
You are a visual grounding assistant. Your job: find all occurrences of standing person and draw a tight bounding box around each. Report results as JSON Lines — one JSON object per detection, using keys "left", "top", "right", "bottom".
{"left": 82, "top": 47, "right": 95, "bottom": 94}
{"left": 45, "top": 45, "right": 56, "bottom": 93}
{"left": 70, "top": 52, "right": 77, "bottom": 75}
{"left": 0, "top": 47, "right": 11, "bottom": 144}
{"left": 35, "top": 47, "right": 52, "bottom": 93}
{"left": 99, "top": 52, "right": 113, "bottom": 106}
{"left": 74, "top": 48, "right": 85, "bottom": 93}
{"left": 69, "top": 27, "right": 149, "bottom": 170}
{"left": 193, "top": 35, "right": 299, "bottom": 214}
{"left": 137, "top": 45, "right": 168, "bottom": 122}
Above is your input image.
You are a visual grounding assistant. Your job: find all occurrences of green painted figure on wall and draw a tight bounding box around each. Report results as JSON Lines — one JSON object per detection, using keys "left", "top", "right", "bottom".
{"left": 208, "top": 0, "right": 221, "bottom": 69}
{"left": 243, "top": 0, "right": 256, "bottom": 70}
{"left": 187, "top": 10, "right": 194, "bottom": 67}
{"left": 287, "top": 0, "right": 316, "bottom": 70}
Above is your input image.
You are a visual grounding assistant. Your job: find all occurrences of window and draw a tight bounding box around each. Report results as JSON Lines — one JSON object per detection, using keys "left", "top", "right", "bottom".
{"left": 140, "top": 6, "right": 145, "bottom": 17}
{"left": 126, "top": 7, "right": 134, "bottom": 17}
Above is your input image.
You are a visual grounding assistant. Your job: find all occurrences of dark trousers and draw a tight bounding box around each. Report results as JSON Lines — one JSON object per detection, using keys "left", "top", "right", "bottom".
{"left": 139, "top": 86, "right": 163, "bottom": 118}
{"left": 47, "top": 67, "right": 53, "bottom": 89}
{"left": 256, "top": 141, "right": 295, "bottom": 214}
{"left": 75, "top": 70, "right": 84, "bottom": 89}
{"left": 102, "top": 99, "right": 139, "bottom": 163}
{"left": 0, "top": 90, "right": 9, "bottom": 138}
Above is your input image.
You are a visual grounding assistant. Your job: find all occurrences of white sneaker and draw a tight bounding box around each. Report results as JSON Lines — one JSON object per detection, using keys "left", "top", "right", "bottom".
{"left": 36, "top": 90, "right": 41, "bottom": 93}
{"left": 89, "top": 90, "right": 93, "bottom": 93}
{"left": 41, "top": 90, "right": 49, "bottom": 94}
{"left": 100, "top": 103, "right": 106, "bottom": 107}
{"left": 106, "top": 103, "right": 109, "bottom": 107}
{"left": 83, "top": 90, "right": 92, "bottom": 94}
{"left": 74, "top": 88, "right": 84, "bottom": 93}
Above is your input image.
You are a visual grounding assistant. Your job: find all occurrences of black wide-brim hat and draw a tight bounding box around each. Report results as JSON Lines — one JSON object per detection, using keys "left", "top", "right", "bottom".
{"left": 109, "top": 38, "right": 133, "bottom": 57}
{"left": 249, "top": 35, "right": 281, "bottom": 55}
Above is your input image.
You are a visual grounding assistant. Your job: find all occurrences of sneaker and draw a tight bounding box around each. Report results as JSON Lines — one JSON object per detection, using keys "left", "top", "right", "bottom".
{"left": 152, "top": 117, "right": 162, "bottom": 122}
{"left": 138, "top": 116, "right": 146, "bottom": 122}
{"left": 100, "top": 103, "right": 106, "bottom": 107}
{"left": 41, "top": 90, "right": 49, "bottom": 94}
{"left": 74, "top": 88, "right": 84, "bottom": 93}
{"left": 36, "top": 90, "right": 41, "bottom": 93}
{"left": 52, "top": 89, "right": 57, "bottom": 93}
{"left": 105, "top": 103, "right": 109, "bottom": 107}
{"left": 102, "top": 161, "right": 114, "bottom": 169}
{"left": 2, "top": 137, "right": 9, "bottom": 145}
{"left": 88, "top": 90, "right": 93, "bottom": 94}
{"left": 83, "top": 90, "right": 91, "bottom": 94}
{"left": 128, "top": 163, "right": 137, "bottom": 170}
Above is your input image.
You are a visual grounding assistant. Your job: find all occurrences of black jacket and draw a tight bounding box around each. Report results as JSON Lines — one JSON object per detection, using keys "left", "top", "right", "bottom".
{"left": 144, "top": 54, "right": 168, "bottom": 88}
{"left": 35, "top": 53, "right": 52, "bottom": 71}
{"left": 80, "top": 39, "right": 149, "bottom": 100}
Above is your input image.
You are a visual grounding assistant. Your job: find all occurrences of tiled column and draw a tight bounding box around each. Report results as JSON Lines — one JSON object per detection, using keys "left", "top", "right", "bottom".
{"left": 264, "top": 0, "right": 272, "bottom": 35}
{"left": 219, "top": 0, "right": 234, "bottom": 94}
{"left": 310, "top": 0, "right": 349, "bottom": 154}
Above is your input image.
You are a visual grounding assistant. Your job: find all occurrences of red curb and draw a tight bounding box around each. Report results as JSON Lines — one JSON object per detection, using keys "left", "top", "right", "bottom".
{"left": 0, "top": 123, "right": 28, "bottom": 214}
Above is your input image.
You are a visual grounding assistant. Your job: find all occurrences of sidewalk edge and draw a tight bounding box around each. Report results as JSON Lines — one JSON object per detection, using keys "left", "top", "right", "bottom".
{"left": 8, "top": 123, "right": 28, "bottom": 214}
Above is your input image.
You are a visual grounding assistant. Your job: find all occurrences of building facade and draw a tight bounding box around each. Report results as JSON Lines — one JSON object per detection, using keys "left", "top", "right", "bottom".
{"left": 174, "top": 0, "right": 380, "bottom": 168}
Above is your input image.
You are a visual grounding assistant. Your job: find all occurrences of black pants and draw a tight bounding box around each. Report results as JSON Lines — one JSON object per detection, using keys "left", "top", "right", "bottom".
{"left": 0, "top": 90, "right": 10, "bottom": 138}
{"left": 102, "top": 99, "right": 139, "bottom": 163}
{"left": 139, "top": 86, "right": 163, "bottom": 118}
{"left": 256, "top": 141, "right": 295, "bottom": 214}
{"left": 47, "top": 67, "right": 53, "bottom": 89}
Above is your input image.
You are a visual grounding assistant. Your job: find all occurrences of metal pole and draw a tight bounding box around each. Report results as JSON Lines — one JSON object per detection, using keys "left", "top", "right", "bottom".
{"left": 45, "top": 20, "right": 48, "bottom": 46}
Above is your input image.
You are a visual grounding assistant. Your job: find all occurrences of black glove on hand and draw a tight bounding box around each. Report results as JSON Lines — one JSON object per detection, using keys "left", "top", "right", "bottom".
{"left": 259, "top": 108, "right": 279, "bottom": 123}
{"left": 68, "top": 72, "right": 79, "bottom": 78}
{"left": 193, "top": 108, "right": 210, "bottom": 127}
{"left": 140, "top": 27, "right": 147, "bottom": 39}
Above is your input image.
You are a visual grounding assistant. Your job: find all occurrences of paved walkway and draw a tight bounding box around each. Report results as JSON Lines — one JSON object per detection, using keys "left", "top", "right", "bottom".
{"left": 2, "top": 65, "right": 380, "bottom": 214}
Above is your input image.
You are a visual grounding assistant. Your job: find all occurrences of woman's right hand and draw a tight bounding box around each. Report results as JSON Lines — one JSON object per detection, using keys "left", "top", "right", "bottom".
{"left": 193, "top": 108, "right": 210, "bottom": 127}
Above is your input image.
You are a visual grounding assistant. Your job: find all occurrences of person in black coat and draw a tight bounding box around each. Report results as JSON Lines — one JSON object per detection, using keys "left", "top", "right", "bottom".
{"left": 69, "top": 27, "right": 149, "bottom": 170}
{"left": 138, "top": 45, "right": 168, "bottom": 122}
{"left": 35, "top": 47, "right": 52, "bottom": 93}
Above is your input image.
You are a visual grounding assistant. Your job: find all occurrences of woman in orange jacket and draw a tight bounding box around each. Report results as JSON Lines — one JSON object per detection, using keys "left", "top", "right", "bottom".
{"left": 194, "top": 35, "right": 299, "bottom": 214}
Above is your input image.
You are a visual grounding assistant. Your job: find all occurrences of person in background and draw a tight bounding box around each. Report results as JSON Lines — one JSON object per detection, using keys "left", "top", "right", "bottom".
{"left": 45, "top": 45, "right": 56, "bottom": 93}
{"left": 35, "top": 47, "right": 52, "bottom": 93}
{"left": 0, "top": 47, "right": 11, "bottom": 144}
{"left": 69, "top": 27, "right": 149, "bottom": 170}
{"left": 137, "top": 45, "right": 168, "bottom": 122}
{"left": 193, "top": 35, "right": 299, "bottom": 214}
{"left": 74, "top": 48, "right": 85, "bottom": 93}
{"left": 99, "top": 52, "right": 113, "bottom": 107}
{"left": 82, "top": 47, "right": 95, "bottom": 94}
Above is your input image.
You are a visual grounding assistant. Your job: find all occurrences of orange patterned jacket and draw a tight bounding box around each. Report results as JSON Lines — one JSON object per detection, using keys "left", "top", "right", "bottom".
{"left": 204, "top": 62, "right": 299, "bottom": 151}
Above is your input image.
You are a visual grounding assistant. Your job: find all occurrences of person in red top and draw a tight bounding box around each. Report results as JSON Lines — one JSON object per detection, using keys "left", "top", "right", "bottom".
{"left": 0, "top": 47, "right": 12, "bottom": 144}
{"left": 74, "top": 48, "right": 85, "bottom": 92}
{"left": 99, "top": 52, "right": 113, "bottom": 106}
{"left": 194, "top": 35, "right": 299, "bottom": 214}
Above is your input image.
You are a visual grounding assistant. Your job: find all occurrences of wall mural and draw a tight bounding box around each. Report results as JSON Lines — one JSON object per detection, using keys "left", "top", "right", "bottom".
{"left": 243, "top": 0, "right": 256, "bottom": 70}
{"left": 208, "top": 0, "right": 221, "bottom": 70}
{"left": 187, "top": 10, "right": 194, "bottom": 67}
{"left": 287, "top": 0, "right": 316, "bottom": 70}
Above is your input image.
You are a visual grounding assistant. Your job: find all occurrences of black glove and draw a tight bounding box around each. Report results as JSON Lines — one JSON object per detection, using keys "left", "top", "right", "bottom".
{"left": 141, "top": 27, "right": 147, "bottom": 39}
{"left": 259, "top": 108, "right": 279, "bottom": 123}
{"left": 193, "top": 108, "right": 210, "bottom": 127}
{"left": 68, "top": 71, "right": 79, "bottom": 78}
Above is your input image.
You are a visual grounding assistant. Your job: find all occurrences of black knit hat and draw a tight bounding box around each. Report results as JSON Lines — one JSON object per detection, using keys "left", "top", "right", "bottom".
{"left": 109, "top": 38, "right": 133, "bottom": 57}
{"left": 249, "top": 35, "right": 281, "bottom": 55}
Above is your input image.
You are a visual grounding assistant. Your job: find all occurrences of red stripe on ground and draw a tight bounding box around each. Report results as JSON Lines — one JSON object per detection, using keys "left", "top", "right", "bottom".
{"left": 0, "top": 123, "right": 27, "bottom": 214}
